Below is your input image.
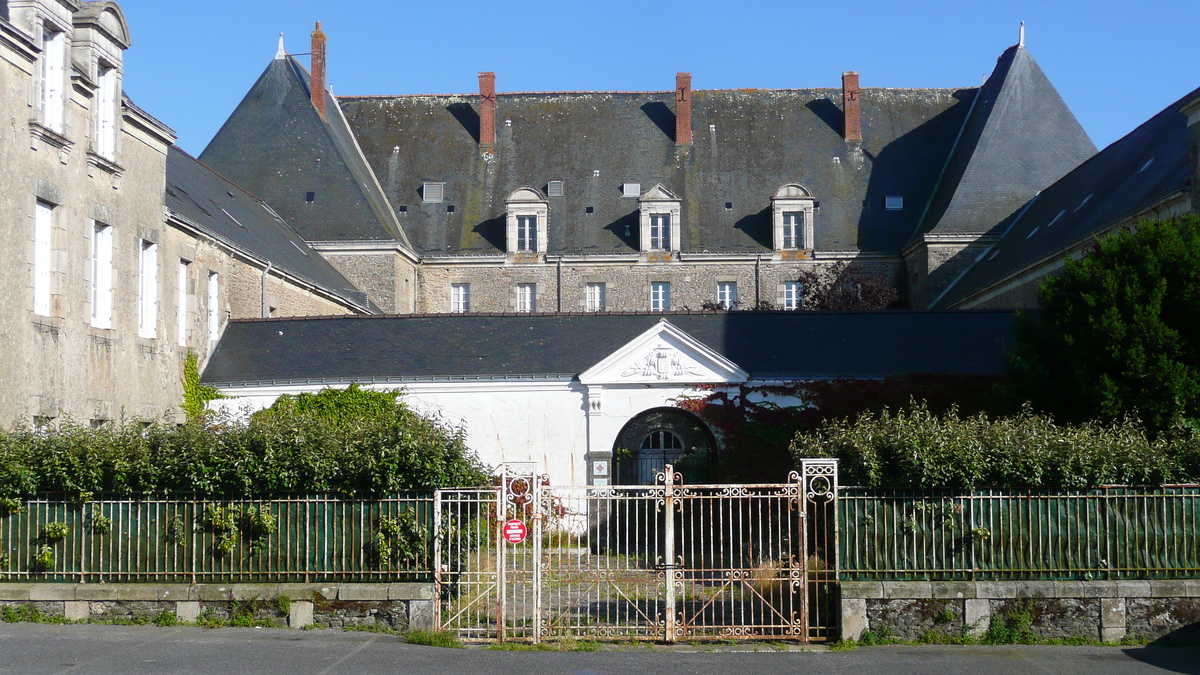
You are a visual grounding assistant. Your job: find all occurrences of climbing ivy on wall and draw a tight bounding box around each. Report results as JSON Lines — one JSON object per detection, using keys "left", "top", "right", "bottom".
{"left": 181, "top": 351, "right": 224, "bottom": 422}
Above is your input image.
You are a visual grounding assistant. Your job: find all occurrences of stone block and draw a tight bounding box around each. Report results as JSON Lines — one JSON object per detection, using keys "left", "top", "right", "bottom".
{"left": 1101, "top": 626, "right": 1127, "bottom": 643}
{"left": 338, "top": 584, "right": 388, "bottom": 601}
{"left": 1185, "top": 580, "right": 1200, "bottom": 598}
{"left": 882, "top": 581, "right": 931, "bottom": 599}
{"left": 408, "top": 600, "right": 434, "bottom": 632}
{"left": 191, "top": 585, "right": 233, "bottom": 602}
{"left": 1101, "top": 597, "right": 1126, "bottom": 628}
{"left": 1054, "top": 581, "right": 1115, "bottom": 598}
{"left": 387, "top": 583, "right": 433, "bottom": 601}
{"left": 175, "top": 601, "right": 201, "bottom": 623}
{"left": 1012, "top": 580, "right": 1056, "bottom": 598}
{"left": 964, "top": 598, "right": 990, "bottom": 638}
{"left": 231, "top": 584, "right": 279, "bottom": 601}
{"left": 974, "top": 582, "right": 1011, "bottom": 599}
{"left": 840, "top": 598, "right": 867, "bottom": 641}
{"left": 1115, "top": 580, "right": 1152, "bottom": 598}
{"left": 289, "top": 600, "right": 314, "bottom": 629}
{"left": 63, "top": 600, "right": 89, "bottom": 621}
{"left": 932, "top": 581, "right": 976, "bottom": 599}
{"left": 277, "top": 584, "right": 325, "bottom": 601}
{"left": 29, "top": 584, "right": 76, "bottom": 601}
{"left": 1149, "top": 581, "right": 1189, "bottom": 598}
{"left": 0, "top": 584, "right": 30, "bottom": 601}
{"left": 839, "top": 581, "right": 883, "bottom": 599}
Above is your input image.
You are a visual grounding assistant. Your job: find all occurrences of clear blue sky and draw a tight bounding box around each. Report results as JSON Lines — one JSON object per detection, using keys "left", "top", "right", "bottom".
{"left": 116, "top": 0, "right": 1200, "bottom": 156}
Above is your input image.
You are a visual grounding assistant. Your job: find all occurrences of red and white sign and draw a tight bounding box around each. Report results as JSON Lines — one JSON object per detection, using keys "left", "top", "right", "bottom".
{"left": 502, "top": 519, "right": 528, "bottom": 544}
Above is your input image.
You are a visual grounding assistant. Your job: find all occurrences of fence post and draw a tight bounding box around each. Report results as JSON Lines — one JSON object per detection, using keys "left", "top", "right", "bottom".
{"left": 662, "top": 463, "right": 677, "bottom": 643}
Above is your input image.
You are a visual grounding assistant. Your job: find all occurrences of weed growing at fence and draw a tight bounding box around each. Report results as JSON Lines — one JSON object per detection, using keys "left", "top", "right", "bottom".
{"left": 981, "top": 602, "right": 1036, "bottom": 645}
{"left": 90, "top": 514, "right": 112, "bottom": 535}
{"left": 404, "top": 629, "right": 463, "bottom": 648}
{"left": 273, "top": 595, "right": 291, "bottom": 617}
{"left": 41, "top": 522, "right": 68, "bottom": 541}
{"left": 196, "top": 609, "right": 226, "bottom": 629}
{"left": 153, "top": 611, "right": 179, "bottom": 627}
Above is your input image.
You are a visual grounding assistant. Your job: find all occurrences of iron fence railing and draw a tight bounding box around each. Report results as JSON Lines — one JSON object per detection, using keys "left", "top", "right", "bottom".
{"left": 839, "top": 486, "right": 1200, "bottom": 581}
{"left": 0, "top": 494, "right": 434, "bottom": 583}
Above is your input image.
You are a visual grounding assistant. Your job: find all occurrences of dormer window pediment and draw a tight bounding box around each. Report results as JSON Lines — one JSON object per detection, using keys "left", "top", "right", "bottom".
{"left": 505, "top": 187, "right": 549, "bottom": 256}
{"left": 638, "top": 183, "right": 681, "bottom": 253}
{"left": 771, "top": 183, "right": 816, "bottom": 252}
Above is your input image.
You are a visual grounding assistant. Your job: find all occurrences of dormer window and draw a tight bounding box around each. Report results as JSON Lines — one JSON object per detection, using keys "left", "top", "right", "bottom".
{"left": 505, "top": 187, "right": 549, "bottom": 256}
{"left": 771, "top": 184, "right": 816, "bottom": 252}
{"left": 94, "top": 63, "right": 119, "bottom": 159}
{"left": 38, "top": 24, "right": 67, "bottom": 132}
{"left": 638, "top": 184, "right": 682, "bottom": 253}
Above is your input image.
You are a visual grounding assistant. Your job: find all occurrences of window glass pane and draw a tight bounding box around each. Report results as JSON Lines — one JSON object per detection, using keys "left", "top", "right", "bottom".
{"left": 207, "top": 272, "right": 220, "bottom": 340}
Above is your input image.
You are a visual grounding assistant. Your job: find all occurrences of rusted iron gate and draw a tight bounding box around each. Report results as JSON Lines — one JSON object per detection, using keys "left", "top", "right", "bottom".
{"left": 433, "top": 459, "right": 838, "bottom": 643}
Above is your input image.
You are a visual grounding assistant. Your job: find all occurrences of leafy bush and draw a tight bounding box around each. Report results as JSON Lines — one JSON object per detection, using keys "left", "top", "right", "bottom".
{"left": 154, "top": 610, "right": 179, "bottom": 627}
{"left": 41, "top": 522, "right": 69, "bottom": 540}
{"left": 0, "top": 385, "right": 490, "bottom": 498}
{"left": 791, "top": 402, "right": 1200, "bottom": 489}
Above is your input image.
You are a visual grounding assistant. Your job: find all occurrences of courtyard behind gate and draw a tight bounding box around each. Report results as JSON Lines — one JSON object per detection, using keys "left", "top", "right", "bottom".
{"left": 432, "top": 460, "right": 839, "bottom": 643}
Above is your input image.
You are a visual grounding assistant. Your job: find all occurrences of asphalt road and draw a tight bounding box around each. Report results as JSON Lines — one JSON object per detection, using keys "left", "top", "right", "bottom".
{"left": 1, "top": 624, "right": 1198, "bottom": 675}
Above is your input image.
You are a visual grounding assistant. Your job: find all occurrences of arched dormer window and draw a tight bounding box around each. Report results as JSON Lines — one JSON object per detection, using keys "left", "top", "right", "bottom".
{"left": 771, "top": 184, "right": 815, "bottom": 252}
{"left": 505, "top": 187, "right": 548, "bottom": 257}
{"left": 74, "top": 3, "right": 131, "bottom": 164}
{"left": 638, "top": 184, "right": 681, "bottom": 253}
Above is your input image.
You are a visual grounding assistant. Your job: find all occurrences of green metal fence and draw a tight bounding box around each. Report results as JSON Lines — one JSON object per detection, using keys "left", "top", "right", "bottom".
{"left": 840, "top": 486, "right": 1200, "bottom": 581}
{"left": 0, "top": 494, "right": 434, "bottom": 583}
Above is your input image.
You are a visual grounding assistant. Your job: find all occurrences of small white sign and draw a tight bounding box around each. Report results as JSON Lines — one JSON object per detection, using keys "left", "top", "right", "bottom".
{"left": 592, "top": 460, "right": 609, "bottom": 477}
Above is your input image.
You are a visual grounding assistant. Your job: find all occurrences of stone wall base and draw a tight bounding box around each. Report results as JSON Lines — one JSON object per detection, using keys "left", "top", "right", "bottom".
{"left": 0, "top": 583, "right": 434, "bottom": 631}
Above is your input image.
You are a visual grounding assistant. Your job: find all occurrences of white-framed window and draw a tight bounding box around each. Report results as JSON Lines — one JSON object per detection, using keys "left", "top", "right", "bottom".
{"left": 207, "top": 271, "right": 220, "bottom": 341}
{"left": 717, "top": 282, "right": 737, "bottom": 310}
{"left": 91, "top": 222, "right": 113, "bottom": 328}
{"left": 516, "top": 283, "right": 536, "bottom": 313}
{"left": 783, "top": 281, "right": 803, "bottom": 311}
{"left": 33, "top": 200, "right": 53, "bottom": 316}
{"left": 450, "top": 283, "right": 470, "bottom": 313}
{"left": 138, "top": 240, "right": 158, "bottom": 338}
{"left": 177, "top": 259, "right": 190, "bottom": 347}
{"left": 782, "top": 212, "right": 803, "bottom": 249}
{"left": 94, "top": 64, "right": 118, "bottom": 159}
{"left": 586, "top": 282, "right": 606, "bottom": 312}
{"left": 651, "top": 282, "right": 670, "bottom": 312}
{"left": 516, "top": 215, "right": 537, "bottom": 252}
{"left": 39, "top": 26, "right": 66, "bottom": 132}
{"left": 649, "top": 214, "right": 671, "bottom": 250}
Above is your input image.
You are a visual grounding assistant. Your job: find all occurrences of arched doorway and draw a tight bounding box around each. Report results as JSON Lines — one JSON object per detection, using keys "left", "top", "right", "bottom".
{"left": 611, "top": 407, "right": 716, "bottom": 484}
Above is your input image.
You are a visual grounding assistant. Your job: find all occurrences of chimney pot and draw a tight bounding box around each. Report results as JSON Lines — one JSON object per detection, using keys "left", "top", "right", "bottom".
{"left": 479, "top": 72, "right": 496, "bottom": 147}
{"left": 842, "top": 71, "right": 861, "bottom": 143}
{"left": 675, "top": 72, "right": 693, "bottom": 146}
{"left": 311, "top": 22, "right": 327, "bottom": 119}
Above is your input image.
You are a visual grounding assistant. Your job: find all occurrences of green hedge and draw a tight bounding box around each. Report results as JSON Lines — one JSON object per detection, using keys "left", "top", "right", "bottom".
{"left": 0, "top": 386, "right": 491, "bottom": 498}
{"left": 790, "top": 403, "right": 1200, "bottom": 489}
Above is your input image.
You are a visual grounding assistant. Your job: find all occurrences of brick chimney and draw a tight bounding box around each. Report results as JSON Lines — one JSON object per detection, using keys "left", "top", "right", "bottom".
{"left": 479, "top": 72, "right": 496, "bottom": 148}
{"left": 842, "top": 71, "right": 861, "bottom": 143}
{"left": 311, "top": 22, "right": 327, "bottom": 119}
{"left": 675, "top": 72, "right": 693, "bottom": 145}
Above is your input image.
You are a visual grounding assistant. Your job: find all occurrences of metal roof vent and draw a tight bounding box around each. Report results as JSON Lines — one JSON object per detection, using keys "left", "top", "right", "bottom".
{"left": 1138, "top": 158, "right": 1155, "bottom": 174}
{"left": 1074, "top": 194, "right": 1093, "bottom": 212}
{"left": 547, "top": 181, "right": 564, "bottom": 197}
{"left": 423, "top": 182, "right": 445, "bottom": 203}
{"left": 1047, "top": 210, "right": 1065, "bottom": 227}
{"left": 622, "top": 183, "right": 641, "bottom": 198}
{"left": 885, "top": 196, "right": 903, "bottom": 210}
{"left": 1026, "top": 226, "right": 1040, "bottom": 239}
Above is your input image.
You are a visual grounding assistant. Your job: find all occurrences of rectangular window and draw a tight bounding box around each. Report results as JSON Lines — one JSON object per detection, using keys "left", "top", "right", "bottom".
{"left": 450, "top": 283, "right": 470, "bottom": 313}
{"left": 586, "top": 282, "right": 606, "bottom": 312}
{"left": 717, "top": 282, "right": 737, "bottom": 310}
{"left": 40, "top": 27, "right": 65, "bottom": 132}
{"left": 516, "top": 215, "right": 537, "bottom": 251}
{"left": 33, "top": 201, "right": 53, "bottom": 316}
{"left": 783, "top": 281, "right": 803, "bottom": 311}
{"left": 95, "top": 65, "right": 118, "bottom": 159}
{"left": 885, "top": 196, "right": 904, "bottom": 210}
{"left": 207, "top": 271, "right": 220, "bottom": 341}
{"left": 651, "top": 282, "right": 670, "bottom": 312}
{"left": 177, "top": 259, "right": 190, "bottom": 347}
{"left": 650, "top": 214, "right": 671, "bottom": 250}
{"left": 782, "top": 212, "right": 803, "bottom": 249}
{"left": 516, "top": 283, "right": 536, "bottom": 313}
{"left": 91, "top": 222, "right": 113, "bottom": 328}
{"left": 138, "top": 240, "right": 157, "bottom": 338}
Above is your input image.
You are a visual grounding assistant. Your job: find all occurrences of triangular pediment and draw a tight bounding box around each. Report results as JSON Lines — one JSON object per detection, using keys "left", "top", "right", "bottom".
{"left": 580, "top": 319, "right": 748, "bottom": 385}
{"left": 640, "top": 184, "right": 679, "bottom": 201}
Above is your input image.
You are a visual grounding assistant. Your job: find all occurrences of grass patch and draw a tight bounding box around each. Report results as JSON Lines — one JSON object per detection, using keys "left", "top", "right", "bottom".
{"left": 344, "top": 622, "right": 396, "bottom": 634}
{"left": 829, "top": 639, "right": 858, "bottom": 651}
{"left": 404, "top": 629, "right": 463, "bottom": 648}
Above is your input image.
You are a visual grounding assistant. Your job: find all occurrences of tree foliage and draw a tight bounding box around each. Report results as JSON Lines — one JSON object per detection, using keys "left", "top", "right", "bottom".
{"left": 1009, "top": 216, "right": 1200, "bottom": 436}
{"left": 0, "top": 385, "right": 491, "bottom": 498}
{"left": 790, "top": 402, "right": 1200, "bottom": 489}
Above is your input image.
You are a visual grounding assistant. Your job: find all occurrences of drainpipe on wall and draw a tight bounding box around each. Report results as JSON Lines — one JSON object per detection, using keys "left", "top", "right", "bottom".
{"left": 261, "top": 262, "right": 272, "bottom": 318}
{"left": 754, "top": 254, "right": 761, "bottom": 307}
{"left": 556, "top": 257, "right": 562, "bottom": 312}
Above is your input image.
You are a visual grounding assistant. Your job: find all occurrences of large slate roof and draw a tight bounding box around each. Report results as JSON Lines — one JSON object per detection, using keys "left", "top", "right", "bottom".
{"left": 934, "top": 88, "right": 1196, "bottom": 309}
{"left": 338, "top": 87, "right": 973, "bottom": 255}
{"left": 916, "top": 46, "right": 1096, "bottom": 238}
{"left": 199, "top": 57, "right": 409, "bottom": 246}
{"left": 201, "top": 310, "right": 1018, "bottom": 386}
{"left": 166, "top": 147, "right": 372, "bottom": 311}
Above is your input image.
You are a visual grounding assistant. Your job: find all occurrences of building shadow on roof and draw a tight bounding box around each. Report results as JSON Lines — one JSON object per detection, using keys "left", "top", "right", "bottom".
{"left": 446, "top": 102, "right": 480, "bottom": 144}
{"left": 856, "top": 89, "right": 978, "bottom": 251}
{"left": 603, "top": 210, "right": 640, "bottom": 249}
{"left": 641, "top": 101, "right": 676, "bottom": 142}
{"left": 472, "top": 216, "right": 506, "bottom": 251}
{"left": 733, "top": 206, "right": 772, "bottom": 249}
{"left": 805, "top": 98, "right": 844, "bottom": 137}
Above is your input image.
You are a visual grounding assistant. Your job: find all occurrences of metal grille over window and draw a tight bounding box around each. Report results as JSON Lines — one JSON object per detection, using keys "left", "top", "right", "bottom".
{"left": 547, "top": 181, "right": 564, "bottom": 197}
{"left": 423, "top": 181, "right": 445, "bottom": 203}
